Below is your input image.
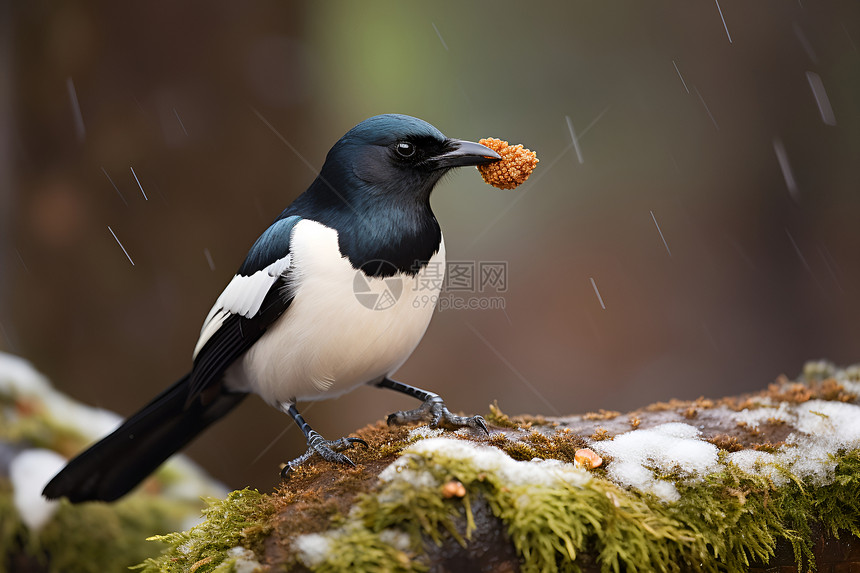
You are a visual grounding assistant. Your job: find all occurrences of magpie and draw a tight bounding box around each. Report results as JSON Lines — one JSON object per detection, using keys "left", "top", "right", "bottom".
{"left": 43, "top": 114, "right": 501, "bottom": 502}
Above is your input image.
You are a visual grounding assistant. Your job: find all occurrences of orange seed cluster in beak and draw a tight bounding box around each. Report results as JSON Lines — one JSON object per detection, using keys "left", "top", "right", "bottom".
{"left": 477, "top": 138, "right": 539, "bottom": 190}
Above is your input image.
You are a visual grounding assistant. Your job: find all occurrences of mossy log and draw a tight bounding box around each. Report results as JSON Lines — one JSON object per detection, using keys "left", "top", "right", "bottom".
{"left": 134, "top": 361, "right": 860, "bottom": 573}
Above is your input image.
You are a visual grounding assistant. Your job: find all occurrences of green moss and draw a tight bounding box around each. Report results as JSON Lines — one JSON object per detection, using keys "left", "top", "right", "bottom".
{"left": 375, "top": 451, "right": 697, "bottom": 573}
{"left": 290, "top": 440, "right": 860, "bottom": 573}
{"left": 526, "top": 430, "right": 552, "bottom": 448}
{"left": 1, "top": 377, "right": 226, "bottom": 572}
{"left": 299, "top": 526, "right": 425, "bottom": 573}
{"left": 812, "top": 449, "right": 860, "bottom": 539}
{"left": 40, "top": 497, "right": 189, "bottom": 573}
{"left": 361, "top": 474, "right": 471, "bottom": 548}
{"left": 802, "top": 361, "right": 836, "bottom": 382}
{"left": 124, "top": 439, "right": 860, "bottom": 573}
{"left": 135, "top": 489, "right": 275, "bottom": 573}
{"left": 0, "top": 479, "right": 27, "bottom": 573}
{"left": 527, "top": 430, "right": 587, "bottom": 464}
{"left": 672, "top": 465, "right": 798, "bottom": 571}
{"left": 0, "top": 476, "right": 193, "bottom": 573}
{"left": 487, "top": 428, "right": 586, "bottom": 465}
{"left": 0, "top": 394, "right": 90, "bottom": 457}
{"left": 489, "top": 433, "right": 538, "bottom": 461}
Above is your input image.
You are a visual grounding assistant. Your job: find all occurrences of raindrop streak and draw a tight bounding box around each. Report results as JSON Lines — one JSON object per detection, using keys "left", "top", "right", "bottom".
{"left": 251, "top": 107, "right": 322, "bottom": 179}
{"left": 793, "top": 23, "right": 819, "bottom": 64}
{"left": 672, "top": 60, "right": 690, "bottom": 94}
{"left": 786, "top": 230, "right": 828, "bottom": 295}
{"left": 843, "top": 24, "right": 858, "bottom": 53}
{"left": 785, "top": 229, "right": 811, "bottom": 274}
{"left": 251, "top": 425, "right": 291, "bottom": 466}
{"left": 714, "top": 0, "right": 733, "bottom": 44}
{"left": 101, "top": 167, "right": 128, "bottom": 206}
{"left": 818, "top": 245, "right": 844, "bottom": 294}
{"left": 251, "top": 400, "right": 320, "bottom": 465}
{"left": 14, "top": 249, "right": 28, "bottom": 273}
{"left": 694, "top": 87, "right": 719, "bottom": 131}
{"left": 66, "top": 77, "right": 86, "bottom": 142}
{"left": 773, "top": 138, "right": 799, "bottom": 202}
{"left": 431, "top": 22, "right": 449, "bottom": 51}
{"left": 108, "top": 226, "right": 135, "bottom": 266}
{"left": 203, "top": 248, "right": 215, "bottom": 271}
{"left": 650, "top": 210, "right": 672, "bottom": 257}
{"left": 130, "top": 167, "right": 148, "bottom": 200}
{"left": 565, "top": 115, "right": 584, "bottom": 164}
{"left": 590, "top": 277, "right": 606, "bottom": 310}
{"left": 805, "top": 72, "right": 836, "bottom": 126}
{"left": 820, "top": 245, "right": 843, "bottom": 280}
{"left": 173, "top": 108, "right": 189, "bottom": 136}
{"left": 0, "top": 322, "right": 14, "bottom": 351}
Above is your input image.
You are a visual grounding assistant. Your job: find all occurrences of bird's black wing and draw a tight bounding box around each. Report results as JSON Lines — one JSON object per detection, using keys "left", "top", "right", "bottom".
{"left": 188, "top": 215, "right": 302, "bottom": 402}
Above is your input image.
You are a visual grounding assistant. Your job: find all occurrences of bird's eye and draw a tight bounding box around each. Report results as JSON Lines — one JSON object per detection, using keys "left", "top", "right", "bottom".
{"left": 395, "top": 141, "right": 416, "bottom": 158}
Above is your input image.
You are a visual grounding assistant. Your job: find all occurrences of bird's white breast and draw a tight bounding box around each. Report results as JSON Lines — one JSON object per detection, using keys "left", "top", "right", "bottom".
{"left": 224, "top": 219, "right": 445, "bottom": 406}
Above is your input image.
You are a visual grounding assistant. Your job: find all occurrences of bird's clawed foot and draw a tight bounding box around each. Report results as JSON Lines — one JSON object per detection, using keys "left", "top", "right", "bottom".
{"left": 280, "top": 430, "right": 367, "bottom": 479}
{"left": 387, "top": 395, "right": 489, "bottom": 435}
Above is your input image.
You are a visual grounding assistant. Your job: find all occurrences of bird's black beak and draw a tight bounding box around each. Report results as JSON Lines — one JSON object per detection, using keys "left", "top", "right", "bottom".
{"left": 430, "top": 139, "right": 501, "bottom": 170}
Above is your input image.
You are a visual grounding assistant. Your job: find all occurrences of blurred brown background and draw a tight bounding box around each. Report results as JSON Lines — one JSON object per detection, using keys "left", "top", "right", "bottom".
{"left": 1, "top": 1, "right": 859, "bottom": 492}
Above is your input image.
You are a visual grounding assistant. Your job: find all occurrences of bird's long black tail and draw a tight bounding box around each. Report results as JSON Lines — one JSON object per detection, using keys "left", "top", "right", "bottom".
{"left": 42, "top": 373, "right": 246, "bottom": 503}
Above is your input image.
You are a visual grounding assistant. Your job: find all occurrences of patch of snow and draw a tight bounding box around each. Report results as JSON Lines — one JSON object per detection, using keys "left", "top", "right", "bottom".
{"left": 753, "top": 396, "right": 776, "bottom": 407}
{"left": 593, "top": 401, "right": 860, "bottom": 500}
{"left": 592, "top": 423, "right": 720, "bottom": 503}
{"left": 0, "top": 351, "right": 122, "bottom": 441}
{"left": 728, "top": 400, "right": 860, "bottom": 487}
{"left": 0, "top": 352, "right": 49, "bottom": 395}
{"left": 9, "top": 449, "right": 66, "bottom": 530}
{"left": 779, "top": 400, "right": 860, "bottom": 486}
{"left": 733, "top": 402, "right": 795, "bottom": 429}
{"left": 379, "top": 528, "right": 411, "bottom": 552}
{"left": 226, "top": 546, "right": 263, "bottom": 573}
{"left": 841, "top": 379, "right": 860, "bottom": 395}
{"left": 408, "top": 425, "right": 444, "bottom": 440}
{"left": 294, "top": 532, "right": 334, "bottom": 568}
{"left": 1, "top": 352, "right": 227, "bottom": 511}
{"left": 781, "top": 436, "right": 836, "bottom": 486}
{"left": 382, "top": 437, "right": 591, "bottom": 489}
{"left": 793, "top": 400, "right": 860, "bottom": 444}
{"left": 41, "top": 394, "right": 122, "bottom": 441}
{"left": 376, "top": 467, "right": 439, "bottom": 505}
{"left": 727, "top": 449, "right": 781, "bottom": 482}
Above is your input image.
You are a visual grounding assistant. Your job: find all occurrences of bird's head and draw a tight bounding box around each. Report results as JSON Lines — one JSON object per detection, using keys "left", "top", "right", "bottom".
{"left": 321, "top": 114, "right": 501, "bottom": 204}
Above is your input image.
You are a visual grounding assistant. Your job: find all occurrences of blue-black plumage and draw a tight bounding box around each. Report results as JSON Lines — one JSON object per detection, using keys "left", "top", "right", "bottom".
{"left": 43, "top": 114, "right": 500, "bottom": 502}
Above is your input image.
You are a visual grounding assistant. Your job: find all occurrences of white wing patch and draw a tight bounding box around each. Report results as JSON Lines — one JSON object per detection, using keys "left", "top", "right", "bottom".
{"left": 192, "top": 254, "right": 292, "bottom": 359}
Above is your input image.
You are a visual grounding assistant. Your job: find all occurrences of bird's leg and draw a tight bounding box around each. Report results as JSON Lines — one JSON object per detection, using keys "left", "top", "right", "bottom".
{"left": 280, "top": 403, "right": 367, "bottom": 478}
{"left": 376, "top": 378, "right": 488, "bottom": 435}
